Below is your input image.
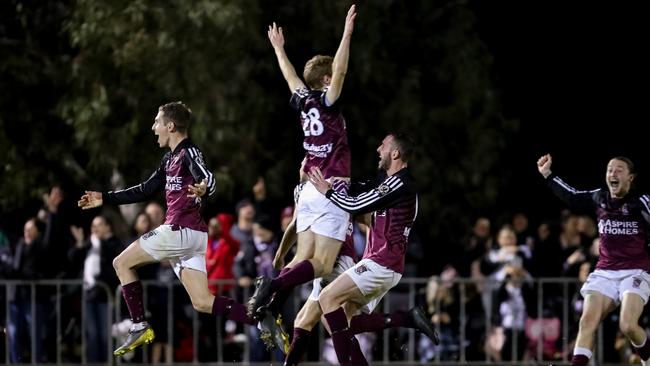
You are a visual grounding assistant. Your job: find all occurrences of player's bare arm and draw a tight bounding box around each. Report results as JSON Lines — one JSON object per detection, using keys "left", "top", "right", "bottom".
{"left": 187, "top": 178, "right": 208, "bottom": 198}
{"left": 537, "top": 154, "right": 553, "bottom": 178}
{"left": 78, "top": 191, "right": 103, "bottom": 210}
{"left": 268, "top": 22, "right": 305, "bottom": 92}
{"left": 273, "top": 214, "right": 297, "bottom": 270}
{"left": 326, "top": 4, "right": 357, "bottom": 105}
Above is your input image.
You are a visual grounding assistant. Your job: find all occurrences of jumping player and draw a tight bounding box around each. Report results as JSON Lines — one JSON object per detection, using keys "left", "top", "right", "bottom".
{"left": 537, "top": 154, "right": 650, "bottom": 366}
{"left": 248, "top": 5, "right": 357, "bottom": 319}
{"left": 273, "top": 179, "right": 438, "bottom": 365}
{"left": 307, "top": 133, "right": 438, "bottom": 366}
{"left": 78, "top": 102, "right": 260, "bottom": 356}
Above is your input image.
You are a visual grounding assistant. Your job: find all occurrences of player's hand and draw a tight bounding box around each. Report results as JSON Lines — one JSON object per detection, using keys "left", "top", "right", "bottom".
{"left": 272, "top": 254, "right": 285, "bottom": 270}
{"left": 188, "top": 179, "right": 208, "bottom": 198}
{"left": 537, "top": 154, "right": 553, "bottom": 178}
{"left": 343, "top": 4, "right": 357, "bottom": 38}
{"left": 78, "top": 191, "right": 103, "bottom": 210}
{"left": 268, "top": 22, "right": 285, "bottom": 50}
{"left": 307, "top": 167, "right": 331, "bottom": 195}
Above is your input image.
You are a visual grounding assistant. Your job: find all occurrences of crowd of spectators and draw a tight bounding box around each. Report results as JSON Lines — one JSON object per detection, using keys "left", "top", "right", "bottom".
{"left": 0, "top": 182, "right": 648, "bottom": 364}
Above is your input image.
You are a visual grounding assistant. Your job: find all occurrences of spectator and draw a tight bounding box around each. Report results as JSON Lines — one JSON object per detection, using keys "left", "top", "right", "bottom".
{"left": 206, "top": 214, "right": 239, "bottom": 296}
{"left": 512, "top": 212, "right": 535, "bottom": 248}
{"left": 69, "top": 216, "right": 123, "bottom": 362}
{"left": 145, "top": 202, "right": 165, "bottom": 227}
{"left": 7, "top": 218, "right": 49, "bottom": 363}
{"left": 231, "top": 199, "right": 257, "bottom": 288}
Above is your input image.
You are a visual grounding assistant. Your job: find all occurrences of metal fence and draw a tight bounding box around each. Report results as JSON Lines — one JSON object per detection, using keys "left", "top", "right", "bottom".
{"left": 0, "top": 277, "right": 622, "bottom": 365}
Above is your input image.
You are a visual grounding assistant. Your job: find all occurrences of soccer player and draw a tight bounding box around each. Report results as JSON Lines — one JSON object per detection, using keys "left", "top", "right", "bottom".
{"left": 537, "top": 154, "right": 650, "bottom": 366}
{"left": 307, "top": 133, "right": 438, "bottom": 366}
{"left": 78, "top": 102, "right": 258, "bottom": 356}
{"left": 248, "top": 5, "right": 357, "bottom": 318}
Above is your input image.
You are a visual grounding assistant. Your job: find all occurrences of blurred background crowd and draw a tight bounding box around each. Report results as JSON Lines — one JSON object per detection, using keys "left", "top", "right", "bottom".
{"left": 2, "top": 182, "right": 649, "bottom": 364}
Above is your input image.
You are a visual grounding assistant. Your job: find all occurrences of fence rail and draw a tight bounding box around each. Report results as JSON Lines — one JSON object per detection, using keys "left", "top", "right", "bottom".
{"left": 0, "top": 277, "right": 617, "bottom": 365}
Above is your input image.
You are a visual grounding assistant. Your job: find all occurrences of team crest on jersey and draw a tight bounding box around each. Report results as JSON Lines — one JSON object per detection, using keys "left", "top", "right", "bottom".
{"left": 194, "top": 152, "right": 205, "bottom": 167}
{"left": 622, "top": 204, "right": 629, "bottom": 215}
{"left": 355, "top": 264, "right": 370, "bottom": 275}
{"left": 377, "top": 183, "right": 390, "bottom": 196}
{"left": 633, "top": 277, "right": 642, "bottom": 289}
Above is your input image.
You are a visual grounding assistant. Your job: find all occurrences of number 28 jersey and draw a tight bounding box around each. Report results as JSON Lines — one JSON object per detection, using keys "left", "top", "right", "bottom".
{"left": 290, "top": 87, "right": 351, "bottom": 179}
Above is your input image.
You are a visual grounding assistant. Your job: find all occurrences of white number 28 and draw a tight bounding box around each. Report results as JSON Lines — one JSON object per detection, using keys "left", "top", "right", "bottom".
{"left": 301, "top": 108, "right": 324, "bottom": 136}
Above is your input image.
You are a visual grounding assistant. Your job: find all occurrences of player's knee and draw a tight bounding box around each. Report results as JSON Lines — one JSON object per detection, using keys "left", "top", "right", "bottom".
{"left": 311, "top": 258, "right": 335, "bottom": 277}
{"left": 618, "top": 317, "right": 639, "bottom": 337}
{"left": 191, "top": 297, "right": 213, "bottom": 314}
{"left": 294, "top": 311, "right": 311, "bottom": 329}
{"left": 320, "top": 258, "right": 336, "bottom": 276}
{"left": 112, "top": 255, "right": 123, "bottom": 273}
{"left": 319, "top": 288, "right": 337, "bottom": 313}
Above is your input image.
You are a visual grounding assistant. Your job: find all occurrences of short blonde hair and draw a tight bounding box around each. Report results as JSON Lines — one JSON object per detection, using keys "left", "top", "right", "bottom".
{"left": 303, "top": 55, "right": 333, "bottom": 90}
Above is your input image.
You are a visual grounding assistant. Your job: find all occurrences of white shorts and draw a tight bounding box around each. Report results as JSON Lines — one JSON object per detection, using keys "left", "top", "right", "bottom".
{"left": 139, "top": 225, "right": 208, "bottom": 279}
{"left": 581, "top": 269, "right": 650, "bottom": 305}
{"left": 309, "top": 255, "right": 356, "bottom": 301}
{"left": 345, "top": 258, "right": 402, "bottom": 313}
{"left": 296, "top": 181, "right": 350, "bottom": 241}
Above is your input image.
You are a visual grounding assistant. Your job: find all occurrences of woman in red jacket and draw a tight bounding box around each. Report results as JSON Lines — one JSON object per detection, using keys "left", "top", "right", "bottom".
{"left": 206, "top": 213, "right": 240, "bottom": 296}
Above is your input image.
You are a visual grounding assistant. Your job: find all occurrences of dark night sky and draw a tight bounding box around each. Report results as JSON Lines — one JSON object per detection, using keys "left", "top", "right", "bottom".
{"left": 470, "top": 1, "right": 649, "bottom": 222}
{"left": 1, "top": 1, "right": 648, "bottom": 241}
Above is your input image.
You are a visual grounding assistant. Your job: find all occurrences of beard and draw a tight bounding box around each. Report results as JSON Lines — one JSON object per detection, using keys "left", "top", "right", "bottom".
{"left": 378, "top": 154, "right": 390, "bottom": 171}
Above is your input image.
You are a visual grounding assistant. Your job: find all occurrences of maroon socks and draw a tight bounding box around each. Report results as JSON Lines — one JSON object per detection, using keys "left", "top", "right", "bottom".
{"left": 122, "top": 281, "right": 145, "bottom": 323}
{"left": 324, "top": 307, "right": 353, "bottom": 366}
{"left": 284, "top": 327, "right": 310, "bottom": 366}
{"left": 349, "top": 311, "right": 408, "bottom": 334}
{"left": 270, "top": 260, "right": 315, "bottom": 293}
{"left": 212, "top": 296, "right": 255, "bottom": 325}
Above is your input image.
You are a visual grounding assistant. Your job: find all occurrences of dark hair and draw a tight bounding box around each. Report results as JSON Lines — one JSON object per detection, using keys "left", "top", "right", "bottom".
{"left": 159, "top": 101, "right": 192, "bottom": 132}
{"left": 94, "top": 215, "right": 113, "bottom": 230}
{"left": 234, "top": 199, "right": 254, "bottom": 214}
{"left": 611, "top": 156, "right": 635, "bottom": 175}
{"left": 388, "top": 132, "right": 415, "bottom": 163}
{"left": 254, "top": 214, "right": 274, "bottom": 232}
{"left": 303, "top": 55, "right": 333, "bottom": 90}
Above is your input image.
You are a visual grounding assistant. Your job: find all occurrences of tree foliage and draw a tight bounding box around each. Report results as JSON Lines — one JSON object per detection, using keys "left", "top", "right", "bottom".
{"left": 2, "top": 0, "right": 517, "bottom": 265}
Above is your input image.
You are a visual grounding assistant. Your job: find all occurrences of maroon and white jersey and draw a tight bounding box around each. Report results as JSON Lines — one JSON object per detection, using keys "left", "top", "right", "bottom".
{"left": 104, "top": 138, "right": 216, "bottom": 232}
{"left": 325, "top": 168, "right": 418, "bottom": 273}
{"left": 547, "top": 174, "right": 650, "bottom": 271}
{"left": 290, "top": 87, "right": 350, "bottom": 179}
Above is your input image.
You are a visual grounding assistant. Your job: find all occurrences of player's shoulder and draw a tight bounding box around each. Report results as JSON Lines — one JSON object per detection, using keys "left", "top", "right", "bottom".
{"left": 293, "top": 87, "right": 310, "bottom": 99}
{"left": 392, "top": 168, "right": 417, "bottom": 193}
{"left": 180, "top": 140, "right": 206, "bottom": 156}
{"left": 634, "top": 192, "right": 650, "bottom": 207}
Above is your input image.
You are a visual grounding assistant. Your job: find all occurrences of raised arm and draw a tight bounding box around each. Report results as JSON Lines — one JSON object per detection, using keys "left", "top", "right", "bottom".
{"left": 79, "top": 159, "right": 166, "bottom": 209}
{"left": 537, "top": 154, "right": 598, "bottom": 210}
{"left": 325, "top": 4, "right": 357, "bottom": 105}
{"left": 268, "top": 22, "right": 305, "bottom": 92}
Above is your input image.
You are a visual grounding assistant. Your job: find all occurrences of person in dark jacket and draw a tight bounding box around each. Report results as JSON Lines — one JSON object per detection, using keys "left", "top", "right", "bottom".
{"left": 7, "top": 218, "right": 49, "bottom": 363}
{"left": 69, "top": 215, "right": 123, "bottom": 362}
